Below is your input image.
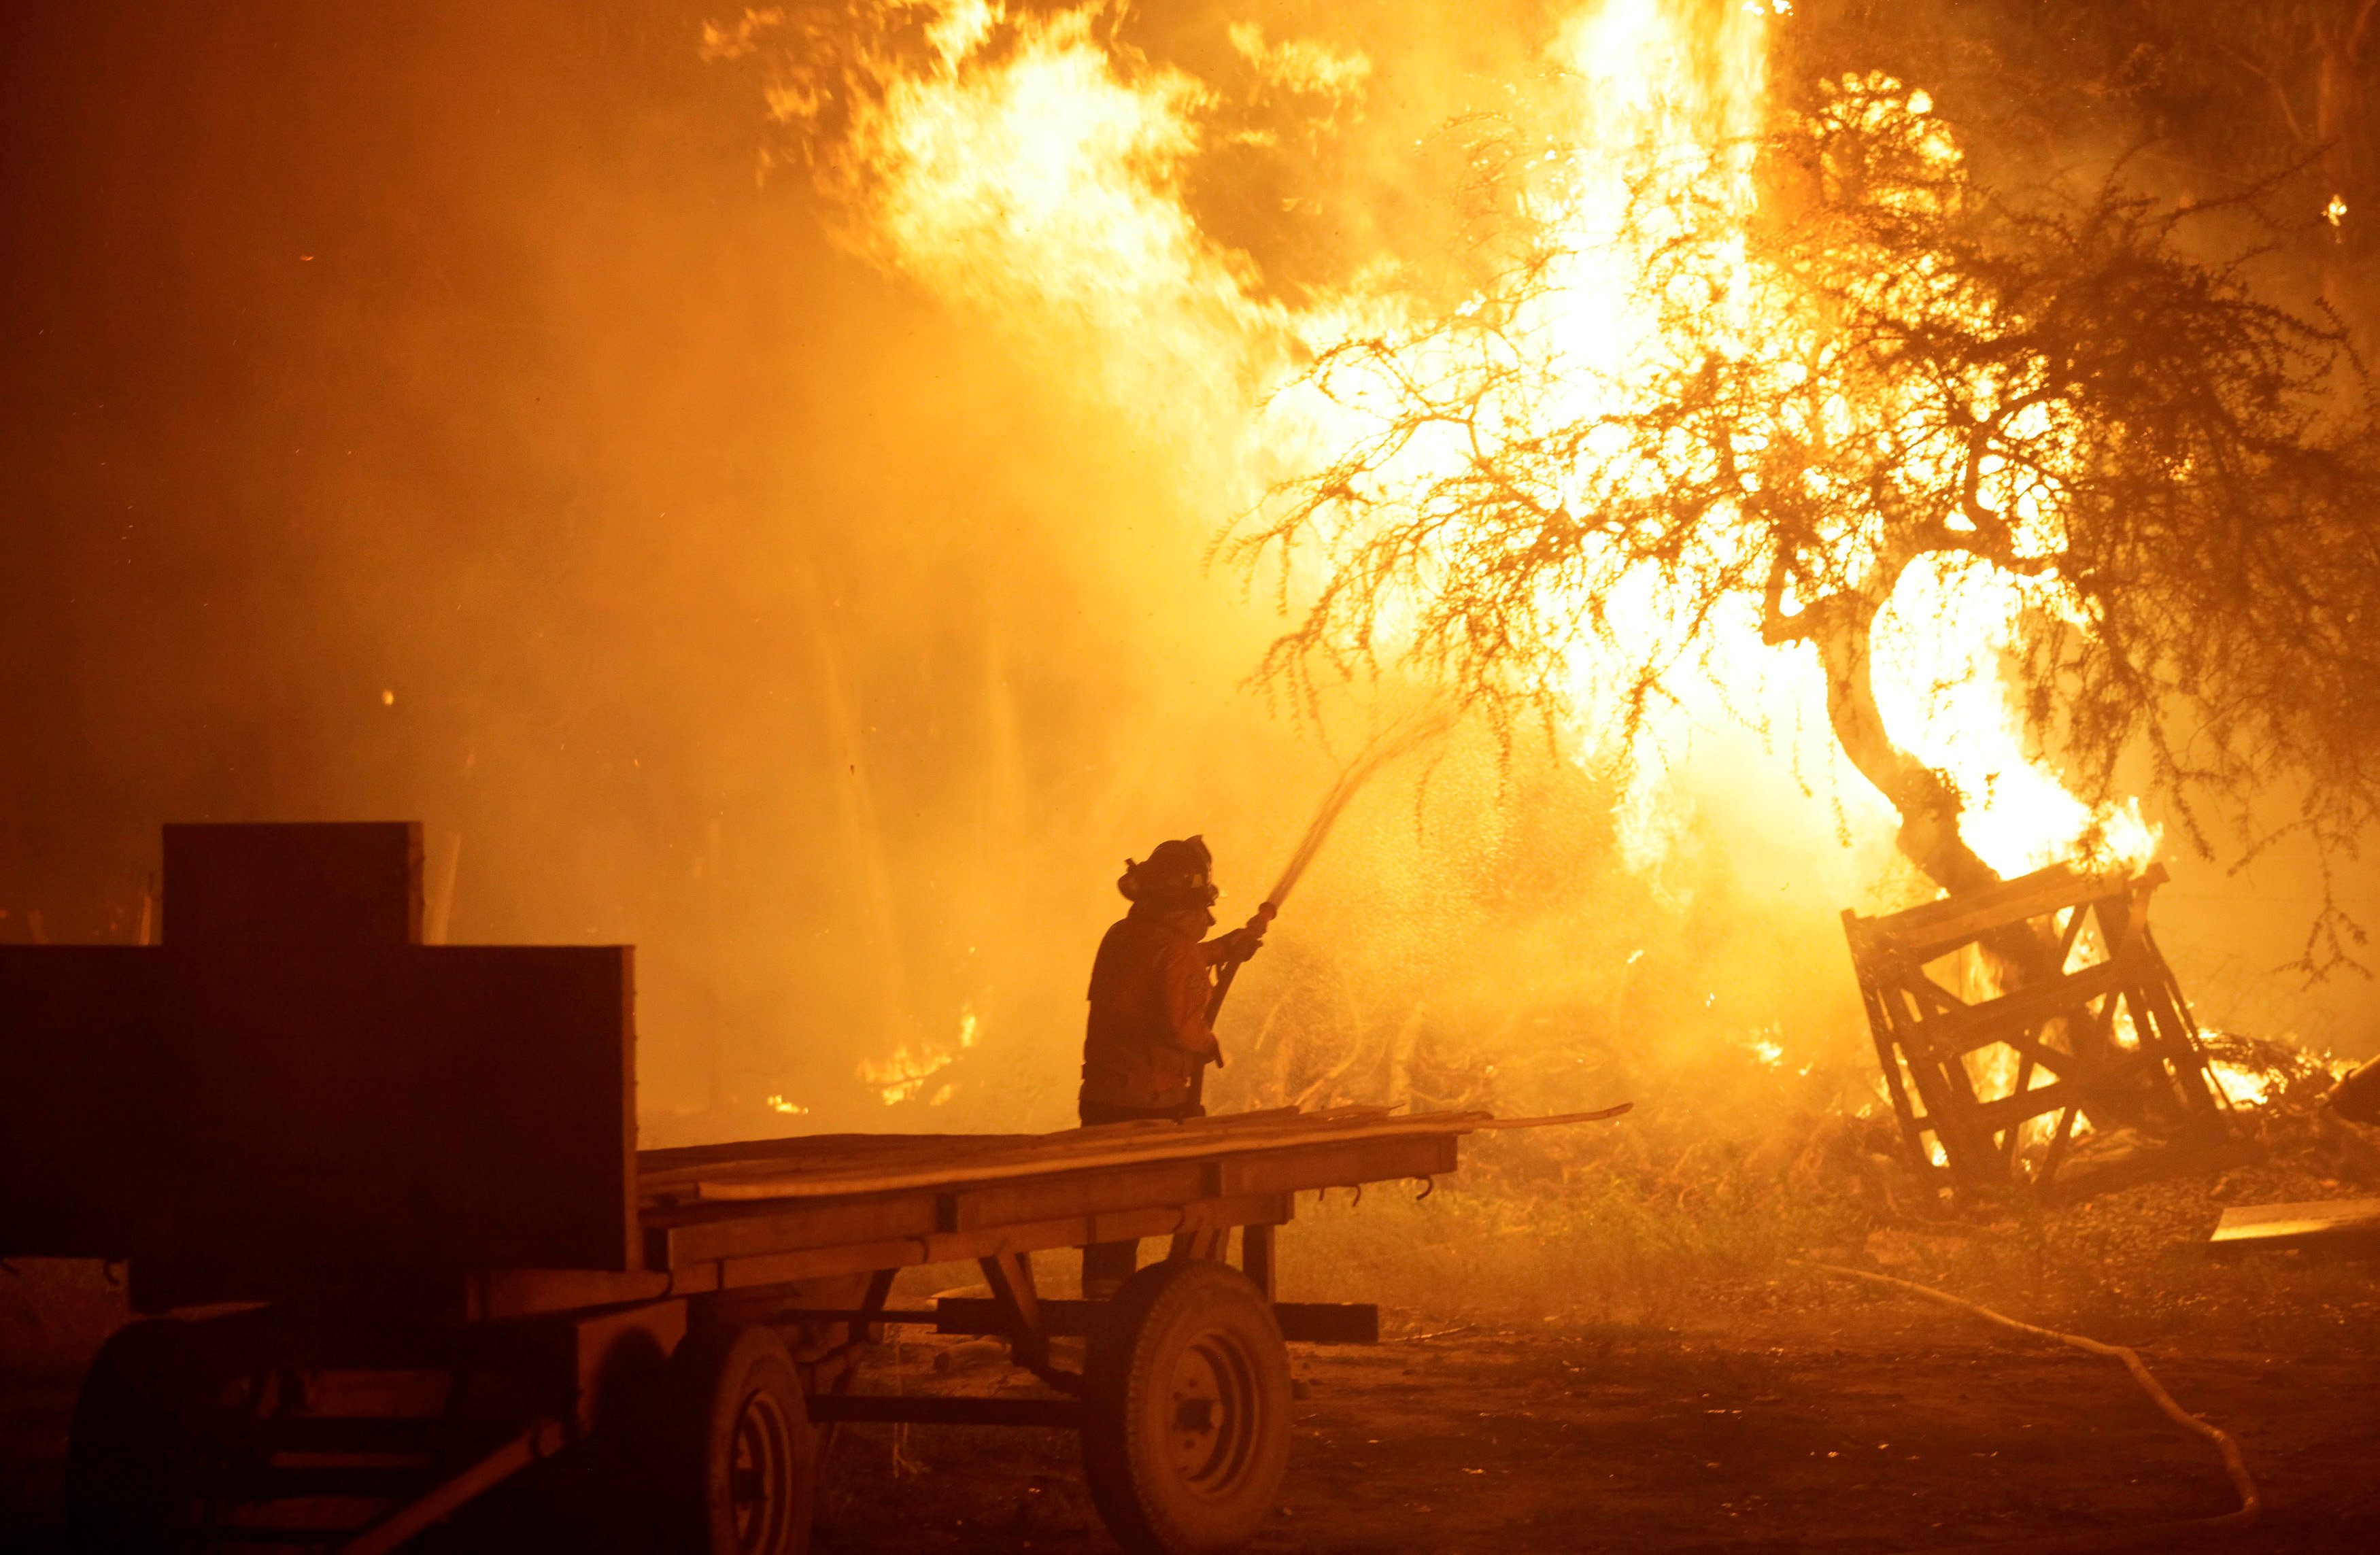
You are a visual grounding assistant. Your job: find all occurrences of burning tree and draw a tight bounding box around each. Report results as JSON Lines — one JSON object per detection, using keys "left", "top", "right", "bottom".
{"left": 1233, "top": 71, "right": 2380, "bottom": 965}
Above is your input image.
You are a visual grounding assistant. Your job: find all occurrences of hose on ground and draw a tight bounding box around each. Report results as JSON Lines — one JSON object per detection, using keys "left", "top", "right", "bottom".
{"left": 1799, "top": 1261, "right": 2259, "bottom": 1551}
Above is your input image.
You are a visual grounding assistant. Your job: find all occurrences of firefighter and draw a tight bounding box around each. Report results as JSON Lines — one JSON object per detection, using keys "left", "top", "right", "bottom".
{"left": 1078, "top": 835, "right": 1264, "bottom": 1297}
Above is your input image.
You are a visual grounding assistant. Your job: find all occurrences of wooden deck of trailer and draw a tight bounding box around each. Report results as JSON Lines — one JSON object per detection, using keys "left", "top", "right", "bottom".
{"left": 0, "top": 823, "right": 1627, "bottom": 1554}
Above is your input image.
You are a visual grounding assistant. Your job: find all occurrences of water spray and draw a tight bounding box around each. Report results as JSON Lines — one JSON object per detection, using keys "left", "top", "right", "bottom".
{"left": 1201, "top": 707, "right": 1459, "bottom": 1080}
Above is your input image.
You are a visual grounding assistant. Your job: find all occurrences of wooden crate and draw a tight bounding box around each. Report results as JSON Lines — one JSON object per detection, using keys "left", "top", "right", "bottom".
{"left": 1841, "top": 861, "right": 2230, "bottom": 1197}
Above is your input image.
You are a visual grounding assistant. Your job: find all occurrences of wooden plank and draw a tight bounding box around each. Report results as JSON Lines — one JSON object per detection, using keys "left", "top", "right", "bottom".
{"left": 640, "top": 1106, "right": 1393, "bottom": 1194}
{"left": 940, "top": 1160, "right": 1208, "bottom": 1233}
{"left": 1873, "top": 861, "right": 2101, "bottom": 936}
{"left": 334, "top": 1419, "right": 567, "bottom": 1555}
{"left": 2035, "top": 1104, "right": 2082, "bottom": 1188}
{"left": 1863, "top": 961, "right": 1984, "bottom": 1182}
{"left": 941, "top": 1194, "right": 1287, "bottom": 1264}
{"left": 1975, "top": 1030, "right": 2076, "bottom": 1086}
{"left": 1999, "top": 1053, "right": 2039, "bottom": 1168}
{"left": 1843, "top": 912, "right": 1931, "bottom": 1179}
{"left": 704, "top": 1195, "right": 1293, "bottom": 1288}
{"left": 1213, "top": 1133, "right": 1456, "bottom": 1196}
{"left": 1963, "top": 1058, "right": 2157, "bottom": 1133}
{"left": 1857, "top": 864, "right": 2132, "bottom": 958}
{"left": 1931, "top": 957, "right": 2132, "bottom": 1055}
{"left": 685, "top": 1114, "right": 1490, "bottom": 1203}
{"left": 2054, "top": 900, "right": 2093, "bottom": 965}
{"left": 1860, "top": 861, "right": 2081, "bottom": 935}
{"left": 978, "top": 1250, "right": 1047, "bottom": 1371}
{"left": 932, "top": 1298, "right": 1375, "bottom": 1344}
{"left": 638, "top": 1131, "right": 1046, "bottom": 1194}
{"left": 648, "top": 1157, "right": 1305, "bottom": 1269}
{"left": 1242, "top": 1221, "right": 1276, "bottom": 1301}
{"left": 646, "top": 1191, "right": 940, "bottom": 1268}
{"left": 721, "top": 1236, "right": 931, "bottom": 1288}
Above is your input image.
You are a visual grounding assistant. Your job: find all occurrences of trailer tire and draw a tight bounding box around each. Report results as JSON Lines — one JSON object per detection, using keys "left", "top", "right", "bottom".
{"left": 63, "top": 1321, "right": 209, "bottom": 1553}
{"left": 1082, "top": 1259, "right": 1291, "bottom": 1555}
{"left": 658, "top": 1323, "right": 815, "bottom": 1555}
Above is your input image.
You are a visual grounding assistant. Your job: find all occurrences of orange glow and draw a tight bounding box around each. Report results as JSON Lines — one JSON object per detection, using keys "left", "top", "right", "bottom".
{"left": 857, "top": 1004, "right": 979, "bottom": 1106}
{"left": 733, "top": 1, "right": 2166, "bottom": 1093}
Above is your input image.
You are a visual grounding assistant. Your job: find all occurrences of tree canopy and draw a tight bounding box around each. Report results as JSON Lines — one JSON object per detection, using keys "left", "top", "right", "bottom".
{"left": 1231, "top": 71, "right": 2380, "bottom": 968}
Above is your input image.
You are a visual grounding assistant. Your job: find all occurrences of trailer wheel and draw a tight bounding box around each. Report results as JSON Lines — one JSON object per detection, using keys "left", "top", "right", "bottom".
{"left": 64, "top": 1321, "right": 208, "bottom": 1552}
{"left": 658, "top": 1324, "right": 815, "bottom": 1555}
{"left": 1081, "top": 1259, "right": 1291, "bottom": 1555}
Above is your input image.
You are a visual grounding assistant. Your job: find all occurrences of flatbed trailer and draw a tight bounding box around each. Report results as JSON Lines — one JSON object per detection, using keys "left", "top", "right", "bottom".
{"left": 0, "top": 824, "right": 1614, "bottom": 1555}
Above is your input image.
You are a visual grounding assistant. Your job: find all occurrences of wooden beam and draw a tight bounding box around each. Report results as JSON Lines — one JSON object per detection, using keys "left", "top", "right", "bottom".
{"left": 1852, "top": 862, "right": 2136, "bottom": 959}
{"left": 1242, "top": 1222, "right": 1276, "bottom": 1301}
{"left": 937, "top": 1160, "right": 1206, "bottom": 1233}
{"left": 682, "top": 1114, "right": 1490, "bottom": 1203}
{"left": 697, "top": 1195, "right": 1293, "bottom": 1290}
{"left": 927, "top": 1297, "right": 1374, "bottom": 1344}
{"left": 645, "top": 1191, "right": 939, "bottom": 1268}
{"left": 334, "top": 1418, "right": 566, "bottom": 1555}
{"left": 808, "top": 1396, "right": 1082, "bottom": 1429}
{"left": 1926, "top": 957, "right": 2132, "bottom": 1055}
{"left": 1209, "top": 1134, "right": 1455, "bottom": 1197}
{"left": 979, "top": 1250, "right": 1047, "bottom": 1374}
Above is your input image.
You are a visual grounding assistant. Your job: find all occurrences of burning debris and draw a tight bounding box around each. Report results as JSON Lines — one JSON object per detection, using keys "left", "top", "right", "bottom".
{"left": 1843, "top": 859, "right": 2234, "bottom": 1201}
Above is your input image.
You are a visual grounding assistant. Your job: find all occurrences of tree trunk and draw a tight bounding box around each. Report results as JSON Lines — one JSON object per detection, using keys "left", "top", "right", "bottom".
{"left": 1809, "top": 593, "right": 2001, "bottom": 897}
{"left": 1809, "top": 586, "right": 2067, "bottom": 999}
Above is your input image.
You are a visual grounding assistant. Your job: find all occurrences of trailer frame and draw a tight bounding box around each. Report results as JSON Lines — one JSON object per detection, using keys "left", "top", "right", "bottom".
{"left": 5, "top": 823, "right": 1513, "bottom": 1555}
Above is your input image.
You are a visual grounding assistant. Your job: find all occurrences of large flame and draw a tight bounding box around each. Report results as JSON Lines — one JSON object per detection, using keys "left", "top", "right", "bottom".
{"left": 715, "top": 0, "right": 2161, "bottom": 1093}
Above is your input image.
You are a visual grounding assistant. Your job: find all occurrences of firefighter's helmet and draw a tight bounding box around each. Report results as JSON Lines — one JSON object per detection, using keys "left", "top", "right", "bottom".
{"left": 1118, "top": 836, "right": 1219, "bottom": 907}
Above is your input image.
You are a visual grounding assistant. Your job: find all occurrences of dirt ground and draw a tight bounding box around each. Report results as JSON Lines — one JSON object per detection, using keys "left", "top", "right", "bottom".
{"left": 798, "top": 1309, "right": 2380, "bottom": 1555}
{"left": 6, "top": 1277, "right": 2377, "bottom": 1554}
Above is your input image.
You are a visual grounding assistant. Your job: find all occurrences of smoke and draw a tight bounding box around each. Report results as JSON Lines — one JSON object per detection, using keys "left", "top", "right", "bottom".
{"left": 1, "top": 1, "right": 2368, "bottom": 1161}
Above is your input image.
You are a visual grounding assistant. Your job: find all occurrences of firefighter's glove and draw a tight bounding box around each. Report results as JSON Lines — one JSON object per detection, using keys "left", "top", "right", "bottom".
{"left": 1214, "top": 926, "right": 1265, "bottom": 966}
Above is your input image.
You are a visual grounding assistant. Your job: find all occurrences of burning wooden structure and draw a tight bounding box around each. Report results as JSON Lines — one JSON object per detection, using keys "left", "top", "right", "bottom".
{"left": 1842, "top": 861, "right": 2232, "bottom": 1199}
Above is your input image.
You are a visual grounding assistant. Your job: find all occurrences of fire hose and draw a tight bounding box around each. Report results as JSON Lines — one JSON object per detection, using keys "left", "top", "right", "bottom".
{"left": 1801, "top": 1262, "right": 2259, "bottom": 1550}
{"left": 1193, "top": 708, "right": 1456, "bottom": 1104}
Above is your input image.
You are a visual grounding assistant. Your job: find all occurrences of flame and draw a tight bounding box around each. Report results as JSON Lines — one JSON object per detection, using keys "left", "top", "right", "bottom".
{"left": 2206, "top": 1062, "right": 2271, "bottom": 1109}
{"left": 857, "top": 1043, "right": 952, "bottom": 1104}
{"left": 730, "top": 0, "right": 2160, "bottom": 966}
{"left": 2327, "top": 194, "right": 2349, "bottom": 228}
{"left": 1870, "top": 557, "right": 2157, "bottom": 874}
{"left": 707, "top": 1, "right": 1317, "bottom": 423}
{"left": 765, "top": 1094, "right": 810, "bottom": 1116}
{"left": 856, "top": 1003, "right": 981, "bottom": 1105}
{"left": 1379, "top": 23, "right": 2149, "bottom": 881}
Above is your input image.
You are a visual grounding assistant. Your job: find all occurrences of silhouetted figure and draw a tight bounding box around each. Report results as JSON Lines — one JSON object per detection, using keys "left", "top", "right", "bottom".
{"left": 1078, "top": 835, "right": 1262, "bottom": 1298}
